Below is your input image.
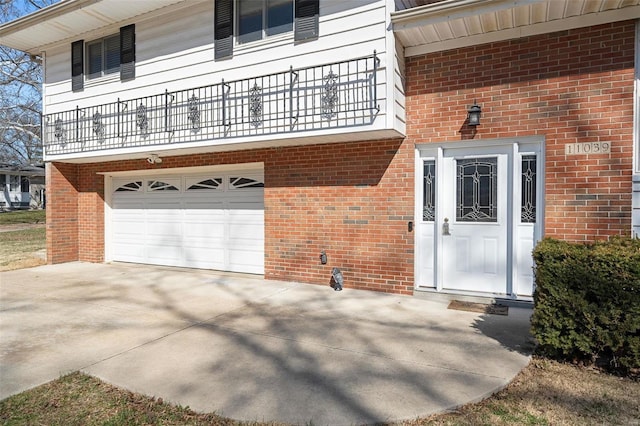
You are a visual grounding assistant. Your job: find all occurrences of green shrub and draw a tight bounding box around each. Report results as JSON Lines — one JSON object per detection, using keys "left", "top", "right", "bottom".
{"left": 531, "top": 237, "right": 640, "bottom": 373}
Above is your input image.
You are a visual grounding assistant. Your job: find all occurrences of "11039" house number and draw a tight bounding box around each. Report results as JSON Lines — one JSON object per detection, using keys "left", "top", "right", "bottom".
{"left": 565, "top": 142, "right": 611, "bottom": 155}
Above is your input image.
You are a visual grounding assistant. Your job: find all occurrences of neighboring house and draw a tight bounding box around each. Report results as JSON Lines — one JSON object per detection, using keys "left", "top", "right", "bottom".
{"left": 0, "top": 164, "right": 45, "bottom": 210}
{"left": 0, "top": 0, "right": 638, "bottom": 301}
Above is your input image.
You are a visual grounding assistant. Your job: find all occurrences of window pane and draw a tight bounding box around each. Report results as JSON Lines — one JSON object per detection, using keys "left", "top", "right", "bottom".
{"left": 148, "top": 180, "right": 179, "bottom": 191}
{"left": 423, "top": 160, "right": 435, "bottom": 222}
{"left": 456, "top": 158, "right": 498, "bottom": 222}
{"left": 521, "top": 155, "right": 537, "bottom": 223}
{"left": 266, "top": 0, "right": 293, "bottom": 36}
{"left": 10, "top": 176, "right": 19, "bottom": 192}
{"left": 21, "top": 177, "right": 30, "bottom": 193}
{"left": 87, "top": 42, "right": 102, "bottom": 77}
{"left": 238, "top": 1, "right": 263, "bottom": 43}
{"left": 104, "top": 35, "right": 120, "bottom": 74}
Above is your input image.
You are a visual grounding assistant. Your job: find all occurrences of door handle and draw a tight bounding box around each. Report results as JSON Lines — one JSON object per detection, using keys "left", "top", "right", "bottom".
{"left": 443, "top": 218, "right": 451, "bottom": 236}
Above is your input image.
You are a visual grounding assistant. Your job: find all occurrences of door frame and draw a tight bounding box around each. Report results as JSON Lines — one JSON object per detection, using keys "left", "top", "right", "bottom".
{"left": 414, "top": 137, "right": 545, "bottom": 299}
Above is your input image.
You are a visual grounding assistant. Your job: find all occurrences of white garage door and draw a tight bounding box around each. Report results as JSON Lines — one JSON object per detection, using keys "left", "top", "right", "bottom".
{"left": 110, "top": 172, "right": 264, "bottom": 274}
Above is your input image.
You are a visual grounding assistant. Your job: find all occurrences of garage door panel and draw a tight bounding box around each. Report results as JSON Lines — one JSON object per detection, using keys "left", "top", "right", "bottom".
{"left": 144, "top": 200, "right": 182, "bottom": 210}
{"left": 146, "top": 242, "right": 184, "bottom": 265}
{"left": 228, "top": 208, "right": 264, "bottom": 219}
{"left": 110, "top": 173, "right": 264, "bottom": 274}
{"left": 227, "top": 199, "right": 264, "bottom": 210}
{"left": 111, "top": 243, "right": 146, "bottom": 263}
{"left": 183, "top": 225, "right": 225, "bottom": 242}
{"left": 111, "top": 206, "right": 146, "bottom": 263}
{"left": 228, "top": 248, "right": 264, "bottom": 274}
{"left": 229, "top": 223, "right": 264, "bottom": 242}
{"left": 112, "top": 218, "right": 145, "bottom": 236}
{"left": 228, "top": 212, "right": 264, "bottom": 234}
{"left": 146, "top": 224, "right": 182, "bottom": 241}
{"left": 183, "top": 207, "right": 225, "bottom": 237}
{"left": 112, "top": 200, "right": 143, "bottom": 210}
{"left": 183, "top": 199, "right": 225, "bottom": 210}
{"left": 184, "top": 247, "right": 226, "bottom": 270}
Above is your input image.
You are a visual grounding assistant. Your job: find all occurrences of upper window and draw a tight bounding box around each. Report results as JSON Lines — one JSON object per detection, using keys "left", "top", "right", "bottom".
{"left": 71, "top": 24, "right": 135, "bottom": 91}
{"left": 215, "top": 0, "right": 318, "bottom": 59}
{"left": 86, "top": 34, "right": 120, "bottom": 79}
{"left": 237, "top": 0, "right": 293, "bottom": 44}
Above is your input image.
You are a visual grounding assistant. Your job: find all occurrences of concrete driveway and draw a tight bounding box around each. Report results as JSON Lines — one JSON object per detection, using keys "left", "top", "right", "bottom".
{"left": 0, "top": 262, "right": 533, "bottom": 425}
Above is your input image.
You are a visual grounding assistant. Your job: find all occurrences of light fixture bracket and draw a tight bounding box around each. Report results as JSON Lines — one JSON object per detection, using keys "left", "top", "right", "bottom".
{"left": 467, "top": 101, "right": 482, "bottom": 126}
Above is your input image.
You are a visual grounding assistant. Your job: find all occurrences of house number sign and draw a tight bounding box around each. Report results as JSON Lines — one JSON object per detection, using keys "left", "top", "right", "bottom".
{"left": 565, "top": 142, "right": 611, "bottom": 155}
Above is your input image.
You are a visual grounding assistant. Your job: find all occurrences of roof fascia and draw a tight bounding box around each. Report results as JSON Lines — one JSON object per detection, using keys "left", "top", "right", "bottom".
{"left": 402, "top": 5, "right": 640, "bottom": 56}
{"left": 0, "top": 0, "right": 99, "bottom": 37}
{"left": 391, "top": 0, "right": 544, "bottom": 31}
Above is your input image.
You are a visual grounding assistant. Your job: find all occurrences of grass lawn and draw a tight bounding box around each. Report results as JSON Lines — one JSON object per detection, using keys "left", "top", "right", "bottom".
{"left": 0, "top": 211, "right": 638, "bottom": 425}
{"left": 0, "top": 209, "right": 45, "bottom": 225}
{"left": 0, "top": 210, "right": 46, "bottom": 271}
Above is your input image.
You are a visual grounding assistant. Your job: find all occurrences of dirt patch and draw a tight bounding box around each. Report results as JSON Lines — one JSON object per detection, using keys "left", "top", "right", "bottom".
{"left": 0, "top": 227, "right": 46, "bottom": 271}
{"left": 0, "top": 223, "right": 45, "bottom": 233}
{"left": 0, "top": 257, "right": 46, "bottom": 272}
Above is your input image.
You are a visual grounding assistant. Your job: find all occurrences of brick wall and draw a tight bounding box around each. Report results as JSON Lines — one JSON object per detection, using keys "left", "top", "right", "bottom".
{"left": 264, "top": 139, "right": 414, "bottom": 294}
{"left": 47, "top": 138, "right": 415, "bottom": 294}
{"left": 406, "top": 21, "right": 636, "bottom": 241}
{"left": 46, "top": 162, "right": 79, "bottom": 263}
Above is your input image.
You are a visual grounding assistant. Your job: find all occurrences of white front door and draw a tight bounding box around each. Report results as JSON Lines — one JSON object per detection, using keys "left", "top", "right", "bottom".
{"left": 441, "top": 147, "right": 509, "bottom": 294}
{"left": 415, "top": 139, "right": 543, "bottom": 299}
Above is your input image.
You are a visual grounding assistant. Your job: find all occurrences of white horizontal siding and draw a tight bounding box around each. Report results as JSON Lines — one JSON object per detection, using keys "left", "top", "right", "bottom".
{"left": 393, "top": 35, "right": 406, "bottom": 134}
{"left": 44, "top": 1, "right": 389, "bottom": 114}
{"left": 42, "top": 0, "right": 406, "bottom": 162}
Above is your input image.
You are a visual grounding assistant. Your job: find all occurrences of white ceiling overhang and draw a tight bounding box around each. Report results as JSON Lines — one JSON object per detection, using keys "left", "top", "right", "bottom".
{"left": 0, "top": 0, "right": 194, "bottom": 55}
{"left": 392, "top": 0, "right": 640, "bottom": 57}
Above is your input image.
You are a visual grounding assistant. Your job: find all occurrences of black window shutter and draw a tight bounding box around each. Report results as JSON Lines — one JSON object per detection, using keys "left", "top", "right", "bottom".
{"left": 295, "top": 0, "right": 319, "bottom": 41}
{"left": 215, "top": 0, "right": 234, "bottom": 60}
{"left": 120, "top": 24, "right": 135, "bottom": 81}
{"left": 71, "top": 40, "right": 84, "bottom": 92}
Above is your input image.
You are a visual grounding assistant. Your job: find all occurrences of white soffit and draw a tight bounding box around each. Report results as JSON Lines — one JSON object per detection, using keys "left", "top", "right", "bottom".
{"left": 392, "top": 0, "right": 640, "bottom": 56}
{"left": 0, "top": 0, "right": 195, "bottom": 55}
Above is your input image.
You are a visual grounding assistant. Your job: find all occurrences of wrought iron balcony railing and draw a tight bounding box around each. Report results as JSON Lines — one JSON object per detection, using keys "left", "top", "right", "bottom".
{"left": 43, "top": 53, "right": 380, "bottom": 156}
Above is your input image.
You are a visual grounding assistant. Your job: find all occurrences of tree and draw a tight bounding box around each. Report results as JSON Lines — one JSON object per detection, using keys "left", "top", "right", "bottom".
{"left": 0, "top": 0, "right": 56, "bottom": 165}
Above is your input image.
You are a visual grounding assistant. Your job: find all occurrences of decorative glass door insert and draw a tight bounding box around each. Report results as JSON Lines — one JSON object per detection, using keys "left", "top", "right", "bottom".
{"left": 456, "top": 158, "right": 497, "bottom": 222}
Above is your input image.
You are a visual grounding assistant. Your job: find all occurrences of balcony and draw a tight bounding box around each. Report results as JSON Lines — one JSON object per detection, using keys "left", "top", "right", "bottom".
{"left": 43, "top": 53, "right": 381, "bottom": 157}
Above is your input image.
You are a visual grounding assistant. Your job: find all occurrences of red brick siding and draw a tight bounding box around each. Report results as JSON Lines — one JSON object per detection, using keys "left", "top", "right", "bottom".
{"left": 406, "top": 21, "right": 635, "bottom": 241}
{"left": 77, "top": 168, "right": 105, "bottom": 262}
{"left": 265, "top": 139, "right": 414, "bottom": 294}
{"left": 46, "top": 162, "right": 79, "bottom": 263}
{"left": 46, "top": 139, "right": 415, "bottom": 294}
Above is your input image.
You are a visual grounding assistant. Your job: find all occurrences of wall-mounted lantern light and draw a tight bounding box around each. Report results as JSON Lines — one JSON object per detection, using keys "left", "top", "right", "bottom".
{"left": 467, "top": 101, "right": 482, "bottom": 126}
